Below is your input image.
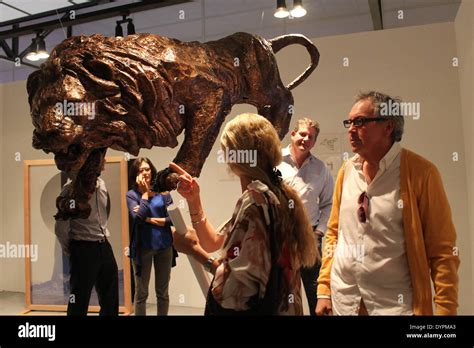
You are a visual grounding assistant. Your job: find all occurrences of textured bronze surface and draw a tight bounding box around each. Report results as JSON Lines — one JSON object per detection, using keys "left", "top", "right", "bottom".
{"left": 27, "top": 32, "right": 319, "bottom": 219}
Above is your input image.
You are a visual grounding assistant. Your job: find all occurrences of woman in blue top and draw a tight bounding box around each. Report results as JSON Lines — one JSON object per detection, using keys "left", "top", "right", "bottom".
{"left": 126, "top": 157, "right": 174, "bottom": 316}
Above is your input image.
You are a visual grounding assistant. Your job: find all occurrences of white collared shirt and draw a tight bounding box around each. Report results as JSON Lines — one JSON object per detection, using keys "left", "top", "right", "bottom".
{"left": 277, "top": 146, "right": 334, "bottom": 232}
{"left": 330, "top": 142, "right": 414, "bottom": 315}
{"left": 55, "top": 178, "right": 110, "bottom": 254}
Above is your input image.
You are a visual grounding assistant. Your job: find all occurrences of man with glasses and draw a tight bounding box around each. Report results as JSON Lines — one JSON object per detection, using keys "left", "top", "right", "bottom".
{"left": 277, "top": 118, "right": 334, "bottom": 315}
{"left": 316, "top": 91, "right": 459, "bottom": 316}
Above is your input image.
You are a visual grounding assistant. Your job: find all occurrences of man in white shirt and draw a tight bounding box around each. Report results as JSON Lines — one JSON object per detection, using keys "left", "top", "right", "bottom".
{"left": 55, "top": 154, "right": 119, "bottom": 316}
{"left": 278, "top": 118, "right": 334, "bottom": 315}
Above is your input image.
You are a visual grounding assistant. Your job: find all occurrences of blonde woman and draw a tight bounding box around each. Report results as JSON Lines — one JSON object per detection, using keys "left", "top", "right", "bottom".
{"left": 171, "top": 113, "right": 318, "bottom": 315}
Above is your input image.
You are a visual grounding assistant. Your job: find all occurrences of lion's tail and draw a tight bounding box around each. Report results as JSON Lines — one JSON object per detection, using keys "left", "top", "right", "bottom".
{"left": 269, "top": 34, "right": 319, "bottom": 90}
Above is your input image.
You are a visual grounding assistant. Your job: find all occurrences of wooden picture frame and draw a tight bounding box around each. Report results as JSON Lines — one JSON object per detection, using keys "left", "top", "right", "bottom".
{"left": 22, "top": 157, "right": 132, "bottom": 315}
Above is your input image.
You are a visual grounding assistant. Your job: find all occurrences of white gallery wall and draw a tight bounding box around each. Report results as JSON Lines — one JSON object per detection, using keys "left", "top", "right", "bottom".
{"left": 0, "top": 18, "right": 472, "bottom": 313}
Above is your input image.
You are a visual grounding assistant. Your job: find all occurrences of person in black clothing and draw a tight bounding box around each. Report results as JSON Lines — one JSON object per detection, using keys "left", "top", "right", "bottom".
{"left": 55, "top": 155, "right": 118, "bottom": 316}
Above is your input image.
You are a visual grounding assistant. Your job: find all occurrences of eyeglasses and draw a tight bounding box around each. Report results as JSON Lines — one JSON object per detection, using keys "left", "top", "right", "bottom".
{"left": 139, "top": 167, "right": 151, "bottom": 173}
{"left": 357, "top": 191, "right": 369, "bottom": 223}
{"left": 343, "top": 117, "right": 388, "bottom": 128}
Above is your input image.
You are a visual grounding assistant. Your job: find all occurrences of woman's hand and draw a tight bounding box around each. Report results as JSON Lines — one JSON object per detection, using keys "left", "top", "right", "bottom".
{"left": 136, "top": 173, "right": 149, "bottom": 194}
{"left": 137, "top": 174, "right": 156, "bottom": 200}
{"left": 169, "top": 162, "right": 200, "bottom": 203}
{"left": 172, "top": 227, "right": 201, "bottom": 256}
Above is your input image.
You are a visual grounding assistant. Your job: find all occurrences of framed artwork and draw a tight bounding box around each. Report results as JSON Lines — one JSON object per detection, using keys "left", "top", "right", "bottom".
{"left": 316, "top": 133, "right": 342, "bottom": 155}
{"left": 316, "top": 133, "right": 345, "bottom": 180}
{"left": 22, "top": 157, "right": 132, "bottom": 314}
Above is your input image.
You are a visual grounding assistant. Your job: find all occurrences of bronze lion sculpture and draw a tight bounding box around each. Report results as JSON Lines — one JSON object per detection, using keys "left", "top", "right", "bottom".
{"left": 27, "top": 32, "right": 319, "bottom": 219}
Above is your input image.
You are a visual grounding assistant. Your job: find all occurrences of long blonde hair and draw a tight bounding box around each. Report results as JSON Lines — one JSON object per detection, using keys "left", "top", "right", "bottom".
{"left": 220, "top": 113, "right": 319, "bottom": 268}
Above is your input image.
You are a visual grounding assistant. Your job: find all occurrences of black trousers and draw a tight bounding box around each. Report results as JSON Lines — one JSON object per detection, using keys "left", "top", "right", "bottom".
{"left": 68, "top": 239, "right": 119, "bottom": 316}
{"left": 300, "top": 234, "right": 322, "bottom": 316}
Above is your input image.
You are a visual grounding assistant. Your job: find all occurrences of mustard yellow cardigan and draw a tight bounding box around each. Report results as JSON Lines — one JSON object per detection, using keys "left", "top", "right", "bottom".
{"left": 317, "top": 148, "right": 460, "bottom": 315}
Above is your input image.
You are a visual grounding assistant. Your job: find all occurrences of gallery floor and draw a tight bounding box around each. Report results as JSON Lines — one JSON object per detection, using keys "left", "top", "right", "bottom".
{"left": 0, "top": 281, "right": 312, "bottom": 315}
{"left": 0, "top": 291, "right": 203, "bottom": 316}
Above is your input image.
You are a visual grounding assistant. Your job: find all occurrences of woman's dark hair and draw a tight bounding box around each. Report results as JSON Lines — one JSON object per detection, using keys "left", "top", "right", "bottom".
{"left": 129, "top": 157, "right": 158, "bottom": 191}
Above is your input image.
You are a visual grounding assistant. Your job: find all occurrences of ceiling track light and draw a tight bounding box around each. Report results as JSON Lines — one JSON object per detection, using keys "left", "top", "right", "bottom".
{"left": 26, "top": 31, "right": 49, "bottom": 62}
{"left": 274, "top": 0, "right": 289, "bottom": 18}
{"left": 36, "top": 36, "right": 49, "bottom": 59}
{"left": 25, "top": 38, "right": 39, "bottom": 62}
{"left": 115, "top": 21, "right": 123, "bottom": 37}
{"left": 115, "top": 14, "right": 136, "bottom": 37}
{"left": 274, "top": 0, "right": 307, "bottom": 19}
{"left": 127, "top": 19, "right": 136, "bottom": 35}
{"left": 290, "top": 0, "right": 307, "bottom": 18}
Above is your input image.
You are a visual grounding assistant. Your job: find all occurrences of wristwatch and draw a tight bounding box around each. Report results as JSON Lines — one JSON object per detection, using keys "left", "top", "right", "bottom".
{"left": 204, "top": 256, "right": 216, "bottom": 273}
